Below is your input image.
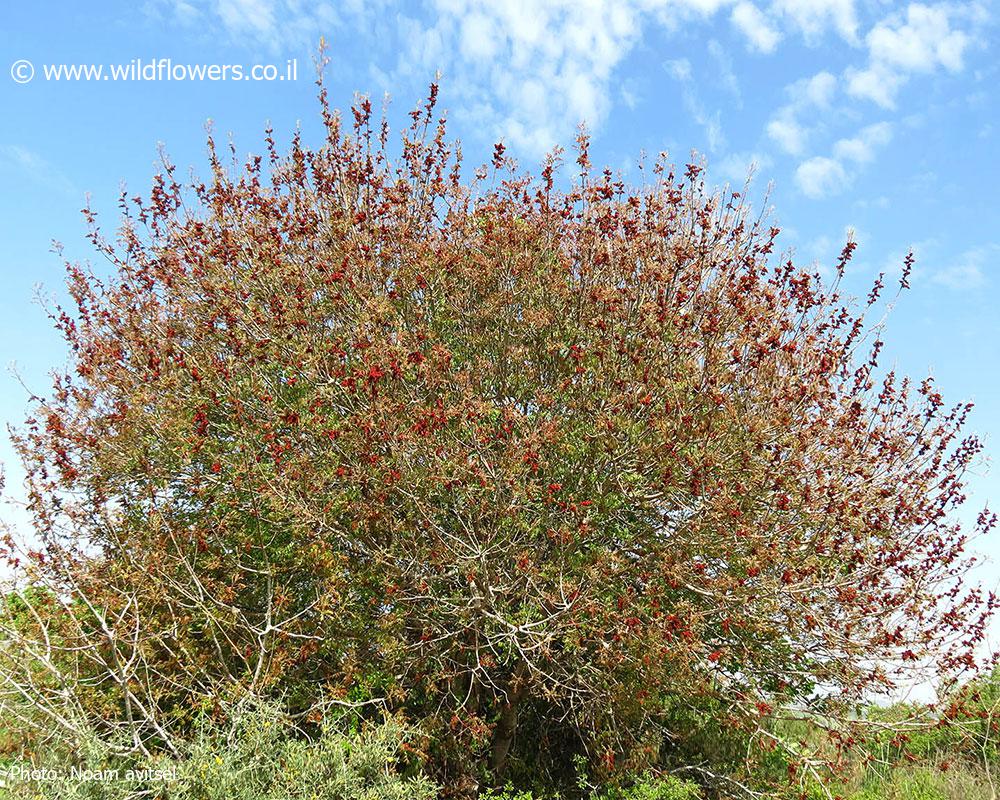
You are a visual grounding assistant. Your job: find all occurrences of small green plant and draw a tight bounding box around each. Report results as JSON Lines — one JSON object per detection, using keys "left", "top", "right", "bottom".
{"left": 593, "top": 774, "right": 702, "bottom": 800}
{"left": 479, "top": 784, "right": 538, "bottom": 800}
{"left": 2, "top": 700, "right": 437, "bottom": 800}
{"left": 477, "top": 774, "right": 702, "bottom": 800}
{"left": 892, "top": 770, "right": 947, "bottom": 800}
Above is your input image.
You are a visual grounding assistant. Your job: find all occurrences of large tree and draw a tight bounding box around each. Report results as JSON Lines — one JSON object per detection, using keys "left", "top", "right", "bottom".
{"left": 1, "top": 81, "right": 995, "bottom": 796}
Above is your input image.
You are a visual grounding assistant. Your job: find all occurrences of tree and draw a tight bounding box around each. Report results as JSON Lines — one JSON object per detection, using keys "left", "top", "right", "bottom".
{"left": 1, "top": 78, "right": 995, "bottom": 796}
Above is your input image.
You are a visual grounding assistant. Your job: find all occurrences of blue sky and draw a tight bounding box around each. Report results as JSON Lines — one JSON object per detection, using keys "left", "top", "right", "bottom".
{"left": 1, "top": 1, "right": 998, "bottom": 609}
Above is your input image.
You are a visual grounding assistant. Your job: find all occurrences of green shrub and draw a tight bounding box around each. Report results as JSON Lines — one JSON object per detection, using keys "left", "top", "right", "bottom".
{"left": 2, "top": 701, "right": 437, "bottom": 800}
{"left": 477, "top": 774, "right": 702, "bottom": 800}
{"left": 844, "top": 761, "right": 997, "bottom": 800}
{"left": 479, "top": 785, "right": 538, "bottom": 800}
{"left": 892, "top": 770, "right": 947, "bottom": 800}
{"left": 593, "top": 774, "right": 702, "bottom": 800}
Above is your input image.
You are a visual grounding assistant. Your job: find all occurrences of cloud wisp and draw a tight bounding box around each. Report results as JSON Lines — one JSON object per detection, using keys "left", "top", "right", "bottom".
{"left": 794, "top": 122, "right": 894, "bottom": 198}
{"left": 846, "top": 3, "right": 976, "bottom": 108}
{"left": 147, "top": 0, "right": 985, "bottom": 187}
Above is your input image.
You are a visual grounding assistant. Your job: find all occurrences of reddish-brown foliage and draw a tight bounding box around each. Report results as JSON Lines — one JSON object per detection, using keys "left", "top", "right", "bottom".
{"left": 1, "top": 77, "right": 995, "bottom": 791}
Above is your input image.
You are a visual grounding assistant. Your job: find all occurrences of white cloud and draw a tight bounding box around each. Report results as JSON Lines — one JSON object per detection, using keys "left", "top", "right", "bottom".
{"left": 832, "top": 121, "right": 893, "bottom": 163}
{"left": 714, "top": 150, "right": 774, "bottom": 185}
{"left": 707, "top": 39, "right": 741, "bottom": 100}
{"left": 730, "top": 2, "right": 781, "bottom": 53}
{"left": 767, "top": 116, "right": 807, "bottom": 155}
{"left": 704, "top": 116, "right": 726, "bottom": 152}
{"left": 932, "top": 261, "right": 985, "bottom": 290}
{"left": 930, "top": 244, "right": 997, "bottom": 290}
{"left": 216, "top": 0, "right": 276, "bottom": 39}
{"left": 380, "top": 1, "right": 652, "bottom": 156}
{"left": 0, "top": 145, "right": 77, "bottom": 196}
{"left": 765, "top": 70, "right": 837, "bottom": 154}
{"left": 153, "top": 0, "right": 933, "bottom": 162}
{"left": 662, "top": 0, "right": 734, "bottom": 18}
{"left": 792, "top": 120, "right": 892, "bottom": 198}
{"left": 149, "top": 0, "right": 345, "bottom": 50}
{"left": 846, "top": 3, "right": 973, "bottom": 108}
{"left": 144, "top": 0, "right": 980, "bottom": 172}
{"left": 797, "top": 70, "right": 838, "bottom": 107}
{"left": 868, "top": 4, "right": 968, "bottom": 73}
{"left": 854, "top": 195, "right": 890, "bottom": 211}
{"left": 620, "top": 82, "right": 640, "bottom": 109}
{"left": 771, "top": 0, "right": 858, "bottom": 42}
{"left": 844, "top": 64, "right": 903, "bottom": 109}
{"left": 665, "top": 58, "right": 692, "bottom": 82}
{"left": 172, "top": 0, "right": 201, "bottom": 23}
{"left": 664, "top": 57, "right": 726, "bottom": 153}
{"left": 795, "top": 156, "right": 848, "bottom": 198}
{"left": 143, "top": 0, "right": 202, "bottom": 25}
{"left": 459, "top": 12, "right": 500, "bottom": 61}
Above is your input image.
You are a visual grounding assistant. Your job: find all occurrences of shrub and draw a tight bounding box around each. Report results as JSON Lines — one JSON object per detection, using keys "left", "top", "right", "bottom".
{"left": 850, "top": 763, "right": 992, "bottom": 800}
{"left": 594, "top": 774, "right": 703, "bottom": 799}
{"left": 2, "top": 701, "right": 436, "bottom": 800}
{"left": 478, "top": 774, "right": 702, "bottom": 800}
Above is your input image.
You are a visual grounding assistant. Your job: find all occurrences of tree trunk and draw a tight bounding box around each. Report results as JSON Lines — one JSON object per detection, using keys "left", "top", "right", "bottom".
{"left": 490, "top": 669, "right": 529, "bottom": 777}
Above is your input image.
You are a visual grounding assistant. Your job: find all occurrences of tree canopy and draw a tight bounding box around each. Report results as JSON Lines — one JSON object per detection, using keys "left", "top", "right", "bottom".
{"left": 1, "top": 80, "right": 995, "bottom": 797}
